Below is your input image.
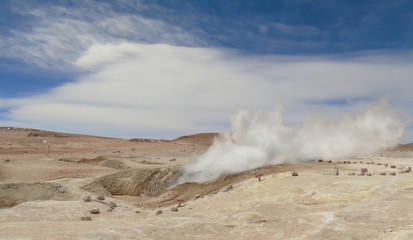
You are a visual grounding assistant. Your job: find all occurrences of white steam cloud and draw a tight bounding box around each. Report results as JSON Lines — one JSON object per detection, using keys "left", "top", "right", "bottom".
{"left": 178, "top": 100, "right": 405, "bottom": 183}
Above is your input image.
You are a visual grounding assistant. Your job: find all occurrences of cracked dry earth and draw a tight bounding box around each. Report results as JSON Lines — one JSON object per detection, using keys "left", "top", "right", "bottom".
{"left": 1, "top": 127, "right": 413, "bottom": 239}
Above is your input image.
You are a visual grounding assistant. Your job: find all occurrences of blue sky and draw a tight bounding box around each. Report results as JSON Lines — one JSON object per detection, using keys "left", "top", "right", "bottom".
{"left": 0, "top": 0, "right": 412, "bottom": 141}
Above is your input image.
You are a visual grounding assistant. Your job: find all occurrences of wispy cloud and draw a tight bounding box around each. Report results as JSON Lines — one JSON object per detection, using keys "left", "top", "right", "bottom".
{"left": 271, "top": 23, "right": 321, "bottom": 37}
{"left": 1, "top": 1, "right": 204, "bottom": 70}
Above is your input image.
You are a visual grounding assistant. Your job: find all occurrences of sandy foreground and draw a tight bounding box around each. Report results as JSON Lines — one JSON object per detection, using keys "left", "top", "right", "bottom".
{"left": 1, "top": 127, "right": 413, "bottom": 239}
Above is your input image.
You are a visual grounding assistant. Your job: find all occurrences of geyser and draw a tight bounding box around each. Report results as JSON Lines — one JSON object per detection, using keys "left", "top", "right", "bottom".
{"left": 178, "top": 100, "right": 405, "bottom": 183}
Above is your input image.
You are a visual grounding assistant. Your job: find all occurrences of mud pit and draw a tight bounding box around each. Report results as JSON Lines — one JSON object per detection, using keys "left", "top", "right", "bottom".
{"left": 1, "top": 128, "right": 413, "bottom": 239}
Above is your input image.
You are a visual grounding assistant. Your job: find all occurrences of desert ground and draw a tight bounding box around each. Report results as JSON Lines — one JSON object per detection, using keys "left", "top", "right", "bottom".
{"left": 1, "top": 127, "right": 413, "bottom": 239}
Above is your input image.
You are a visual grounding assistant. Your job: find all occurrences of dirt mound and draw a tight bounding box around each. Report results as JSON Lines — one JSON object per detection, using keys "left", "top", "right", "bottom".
{"left": 0, "top": 182, "right": 77, "bottom": 208}
{"left": 78, "top": 156, "right": 106, "bottom": 164}
{"left": 101, "top": 160, "right": 130, "bottom": 169}
{"left": 147, "top": 163, "right": 334, "bottom": 207}
{"left": 81, "top": 162, "right": 332, "bottom": 208}
{"left": 173, "top": 133, "right": 218, "bottom": 145}
{"left": 81, "top": 167, "right": 179, "bottom": 197}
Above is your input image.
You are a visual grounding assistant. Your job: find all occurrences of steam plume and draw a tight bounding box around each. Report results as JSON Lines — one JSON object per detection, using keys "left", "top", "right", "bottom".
{"left": 178, "top": 100, "right": 405, "bottom": 183}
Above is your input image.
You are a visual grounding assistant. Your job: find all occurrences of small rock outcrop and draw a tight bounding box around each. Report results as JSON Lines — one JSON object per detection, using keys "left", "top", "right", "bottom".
{"left": 192, "top": 194, "right": 201, "bottom": 201}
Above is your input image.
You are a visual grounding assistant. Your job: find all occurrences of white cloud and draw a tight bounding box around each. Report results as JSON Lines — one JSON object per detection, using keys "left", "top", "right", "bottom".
{"left": 0, "top": 43, "right": 412, "bottom": 140}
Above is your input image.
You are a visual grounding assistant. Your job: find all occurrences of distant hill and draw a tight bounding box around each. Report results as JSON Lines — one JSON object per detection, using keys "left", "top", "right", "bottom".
{"left": 391, "top": 143, "right": 413, "bottom": 151}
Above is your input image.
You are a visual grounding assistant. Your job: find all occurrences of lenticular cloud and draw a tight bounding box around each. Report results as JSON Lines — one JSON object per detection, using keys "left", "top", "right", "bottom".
{"left": 178, "top": 100, "right": 405, "bottom": 183}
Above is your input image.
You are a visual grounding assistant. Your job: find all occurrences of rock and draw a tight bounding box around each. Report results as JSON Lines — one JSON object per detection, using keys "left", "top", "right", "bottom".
{"left": 107, "top": 208, "right": 113, "bottom": 212}
{"left": 83, "top": 195, "right": 91, "bottom": 202}
{"left": 366, "top": 173, "right": 372, "bottom": 176}
{"left": 223, "top": 185, "right": 233, "bottom": 192}
{"left": 4, "top": 159, "right": 10, "bottom": 162}
{"left": 328, "top": 160, "right": 332, "bottom": 163}
{"left": 384, "top": 163, "right": 388, "bottom": 167}
{"left": 90, "top": 208, "right": 100, "bottom": 214}
{"left": 97, "top": 196, "right": 105, "bottom": 201}
{"left": 358, "top": 173, "right": 365, "bottom": 176}
{"left": 360, "top": 161, "right": 363, "bottom": 164}
{"left": 407, "top": 167, "right": 412, "bottom": 173}
{"left": 318, "top": 159, "right": 323, "bottom": 162}
{"left": 390, "top": 172, "right": 396, "bottom": 176}
{"left": 171, "top": 207, "right": 178, "bottom": 212}
{"left": 390, "top": 165, "right": 396, "bottom": 169}
{"left": 136, "top": 210, "right": 140, "bottom": 214}
{"left": 80, "top": 216, "right": 91, "bottom": 221}
{"left": 347, "top": 172, "right": 356, "bottom": 176}
{"left": 379, "top": 172, "right": 387, "bottom": 175}
{"left": 109, "top": 201, "right": 117, "bottom": 208}
{"left": 292, "top": 172, "right": 299, "bottom": 177}
{"left": 156, "top": 210, "right": 163, "bottom": 215}
{"left": 192, "top": 194, "right": 201, "bottom": 201}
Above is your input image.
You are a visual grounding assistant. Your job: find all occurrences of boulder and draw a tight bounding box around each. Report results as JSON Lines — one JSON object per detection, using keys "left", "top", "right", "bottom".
{"left": 97, "top": 196, "right": 105, "bottom": 201}
{"left": 90, "top": 208, "right": 100, "bottom": 214}
{"left": 83, "top": 195, "right": 91, "bottom": 202}
{"left": 292, "top": 172, "right": 299, "bottom": 177}
{"left": 109, "top": 201, "right": 117, "bottom": 208}
{"left": 223, "top": 185, "right": 233, "bottom": 192}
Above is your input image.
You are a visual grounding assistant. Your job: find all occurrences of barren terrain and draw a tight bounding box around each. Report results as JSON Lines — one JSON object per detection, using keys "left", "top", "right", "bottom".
{"left": 1, "top": 127, "right": 413, "bottom": 239}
